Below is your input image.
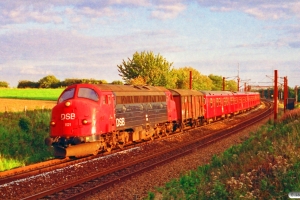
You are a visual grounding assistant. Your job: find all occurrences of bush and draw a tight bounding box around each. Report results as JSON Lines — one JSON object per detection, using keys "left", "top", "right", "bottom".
{"left": 0, "top": 110, "right": 53, "bottom": 171}
{"left": 18, "top": 117, "right": 31, "bottom": 132}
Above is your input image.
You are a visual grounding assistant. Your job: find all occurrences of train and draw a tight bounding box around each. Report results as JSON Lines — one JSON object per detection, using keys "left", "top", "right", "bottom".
{"left": 45, "top": 84, "right": 261, "bottom": 157}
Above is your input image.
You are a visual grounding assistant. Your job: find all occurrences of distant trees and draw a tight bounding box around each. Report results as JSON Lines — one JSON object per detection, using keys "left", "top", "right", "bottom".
{"left": 13, "top": 51, "right": 238, "bottom": 91}
{"left": 117, "top": 51, "right": 239, "bottom": 91}
{"left": 17, "top": 75, "right": 118, "bottom": 88}
{"left": 111, "top": 80, "right": 124, "bottom": 85}
{"left": 209, "top": 74, "right": 223, "bottom": 91}
{"left": 209, "top": 74, "right": 238, "bottom": 91}
{"left": 17, "top": 76, "right": 123, "bottom": 88}
{"left": 173, "top": 67, "right": 213, "bottom": 90}
{"left": 17, "top": 81, "right": 39, "bottom": 88}
{"left": 0, "top": 81, "right": 9, "bottom": 88}
{"left": 38, "top": 75, "right": 60, "bottom": 88}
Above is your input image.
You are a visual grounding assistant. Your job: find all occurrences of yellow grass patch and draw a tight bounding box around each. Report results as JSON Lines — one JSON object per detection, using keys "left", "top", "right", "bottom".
{"left": 0, "top": 98, "right": 56, "bottom": 112}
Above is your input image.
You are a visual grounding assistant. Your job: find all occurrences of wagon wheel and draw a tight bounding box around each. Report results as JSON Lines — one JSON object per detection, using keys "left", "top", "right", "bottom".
{"left": 180, "top": 123, "right": 185, "bottom": 132}
{"left": 158, "top": 132, "right": 163, "bottom": 138}
{"left": 150, "top": 135, "right": 155, "bottom": 141}
{"left": 165, "top": 131, "right": 169, "bottom": 136}
{"left": 106, "top": 147, "right": 112, "bottom": 153}
{"left": 105, "top": 144, "right": 112, "bottom": 153}
{"left": 92, "top": 150, "right": 99, "bottom": 156}
{"left": 118, "top": 142, "right": 124, "bottom": 149}
{"left": 192, "top": 120, "right": 196, "bottom": 128}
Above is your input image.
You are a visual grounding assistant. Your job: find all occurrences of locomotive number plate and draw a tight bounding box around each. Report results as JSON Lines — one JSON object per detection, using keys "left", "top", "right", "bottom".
{"left": 116, "top": 117, "right": 125, "bottom": 127}
{"left": 65, "top": 123, "right": 71, "bottom": 126}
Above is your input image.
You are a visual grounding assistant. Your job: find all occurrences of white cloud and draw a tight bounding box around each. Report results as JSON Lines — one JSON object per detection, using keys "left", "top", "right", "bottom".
{"left": 197, "top": 0, "right": 300, "bottom": 20}
{"left": 151, "top": 3, "right": 186, "bottom": 20}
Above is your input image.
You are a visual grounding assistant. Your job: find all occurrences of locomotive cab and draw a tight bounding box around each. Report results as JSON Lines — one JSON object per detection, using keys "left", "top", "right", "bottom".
{"left": 45, "top": 84, "right": 114, "bottom": 157}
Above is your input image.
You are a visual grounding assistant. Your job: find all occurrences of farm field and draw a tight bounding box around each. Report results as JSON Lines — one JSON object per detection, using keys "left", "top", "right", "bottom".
{"left": 0, "top": 98, "right": 57, "bottom": 112}
{"left": 0, "top": 88, "right": 64, "bottom": 101}
{"left": 0, "top": 88, "right": 62, "bottom": 112}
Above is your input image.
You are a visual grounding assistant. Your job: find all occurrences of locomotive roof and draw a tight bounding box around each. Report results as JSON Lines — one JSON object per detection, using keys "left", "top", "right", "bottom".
{"left": 94, "top": 84, "right": 168, "bottom": 96}
{"left": 168, "top": 89, "right": 203, "bottom": 96}
{"left": 200, "top": 91, "right": 234, "bottom": 96}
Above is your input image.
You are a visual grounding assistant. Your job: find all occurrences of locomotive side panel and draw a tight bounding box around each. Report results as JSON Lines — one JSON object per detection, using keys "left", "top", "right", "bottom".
{"left": 114, "top": 94, "right": 168, "bottom": 130}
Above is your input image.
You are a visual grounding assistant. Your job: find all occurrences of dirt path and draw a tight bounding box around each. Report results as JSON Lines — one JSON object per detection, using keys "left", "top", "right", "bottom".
{"left": 0, "top": 98, "right": 57, "bottom": 112}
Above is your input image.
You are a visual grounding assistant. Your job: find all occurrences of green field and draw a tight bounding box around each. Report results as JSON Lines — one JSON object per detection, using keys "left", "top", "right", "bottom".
{"left": 0, "top": 88, "right": 64, "bottom": 101}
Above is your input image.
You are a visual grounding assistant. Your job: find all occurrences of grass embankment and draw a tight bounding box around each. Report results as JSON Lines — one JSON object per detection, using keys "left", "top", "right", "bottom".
{"left": 0, "top": 89, "right": 59, "bottom": 171}
{"left": 0, "top": 88, "right": 64, "bottom": 101}
{"left": 147, "top": 109, "right": 300, "bottom": 199}
{"left": 0, "top": 110, "right": 53, "bottom": 171}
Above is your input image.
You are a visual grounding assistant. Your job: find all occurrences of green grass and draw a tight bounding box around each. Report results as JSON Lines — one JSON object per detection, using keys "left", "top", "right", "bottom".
{"left": 0, "top": 88, "right": 64, "bottom": 101}
{"left": 0, "top": 110, "right": 54, "bottom": 171}
{"left": 0, "top": 156, "right": 25, "bottom": 171}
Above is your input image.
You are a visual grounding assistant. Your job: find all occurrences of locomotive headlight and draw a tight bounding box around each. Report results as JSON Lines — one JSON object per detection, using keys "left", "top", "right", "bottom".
{"left": 65, "top": 101, "right": 71, "bottom": 107}
{"left": 50, "top": 121, "right": 56, "bottom": 126}
{"left": 82, "top": 119, "right": 88, "bottom": 124}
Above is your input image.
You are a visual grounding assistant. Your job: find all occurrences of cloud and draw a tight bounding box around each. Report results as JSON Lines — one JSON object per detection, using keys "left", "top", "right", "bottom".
{"left": 289, "top": 41, "right": 300, "bottom": 48}
{"left": 197, "top": 0, "right": 300, "bottom": 20}
{"left": 151, "top": 3, "right": 186, "bottom": 20}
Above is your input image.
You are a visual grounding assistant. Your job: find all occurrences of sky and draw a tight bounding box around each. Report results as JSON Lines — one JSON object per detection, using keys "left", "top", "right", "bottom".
{"left": 0, "top": 0, "right": 299, "bottom": 88}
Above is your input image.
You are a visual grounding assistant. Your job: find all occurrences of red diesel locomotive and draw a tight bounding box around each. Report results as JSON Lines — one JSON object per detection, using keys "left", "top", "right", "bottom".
{"left": 45, "top": 84, "right": 260, "bottom": 157}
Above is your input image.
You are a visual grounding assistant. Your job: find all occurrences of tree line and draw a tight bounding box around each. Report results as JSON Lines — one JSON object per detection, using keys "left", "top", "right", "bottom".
{"left": 0, "top": 51, "right": 238, "bottom": 90}
{"left": 16, "top": 77, "right": 124, "bottom": 88}
{"left": 117, "top": 51, "right": 238, "bottom": 91}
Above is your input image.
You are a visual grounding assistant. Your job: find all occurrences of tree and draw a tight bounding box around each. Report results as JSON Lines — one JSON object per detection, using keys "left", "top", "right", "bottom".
{"left": 0, "top": 81, "right": 9, "bottom": 88}
{"left": 38, "top": 75, "right": 60, "bottom": 88}
{"left": 128, "top": 76, "right": 146, "bottom": 85}
{"left": 18, "top": 80, "right": 39, "bottom": 88}
{"left": 117, "top": 51, "right": 174, "bottom": 87}
{"left": 208, "top": 74, "right": 223, "bottom": 90}
{"left": 111, "top": 80, "right": 124, "bottom": 85}
{"left": 226, "top": 80, "right": 238, "bottom": 91}
{"left": 172, "top": 67, "right": 213, "bottom": 90}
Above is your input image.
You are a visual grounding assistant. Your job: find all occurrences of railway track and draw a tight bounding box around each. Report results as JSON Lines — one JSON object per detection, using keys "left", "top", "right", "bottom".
{"left": 0, "top": 100, "right": 272, "bottom": 199}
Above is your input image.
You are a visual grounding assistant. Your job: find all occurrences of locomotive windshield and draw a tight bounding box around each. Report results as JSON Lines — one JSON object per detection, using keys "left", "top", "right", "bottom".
{"left": 58, "top": 88, "right": 75, "bottom": 103}
{"left": 78, "top": 88, "right": 99, "bottom": 102}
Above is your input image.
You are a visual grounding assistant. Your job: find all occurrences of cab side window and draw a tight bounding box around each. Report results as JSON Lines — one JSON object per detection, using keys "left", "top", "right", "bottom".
{"left": 58, "top": 88, "right": 75, "bottom": 103}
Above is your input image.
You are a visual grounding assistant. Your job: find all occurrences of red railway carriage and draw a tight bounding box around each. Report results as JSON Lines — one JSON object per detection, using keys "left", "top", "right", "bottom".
{"left": 201, "top": 91, "right": 260, "bottom": 123}
{"left": 233, "top": 92, "right": 261, "bottom": 112}
{"left": 46, "top": 84, "right": 177, "bottom": 157}
{"left": 201, "top": 91, "right": 234, "bottom": 122}
{"left": 168, "top": 89, "right": 204, "bottom": 128}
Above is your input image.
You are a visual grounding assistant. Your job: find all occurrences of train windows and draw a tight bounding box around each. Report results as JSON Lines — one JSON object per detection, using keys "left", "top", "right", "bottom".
{"left": 116, "top": 95, "right": 166, "bottom": 104}
{"left": 58, "top": 88, "right": 75, "bottom": 103}
{"left": 78, "top": 88, "right": 99, "bottom": 102}
{"left": 210, "top": 98, "right": 213, "bottom": 108}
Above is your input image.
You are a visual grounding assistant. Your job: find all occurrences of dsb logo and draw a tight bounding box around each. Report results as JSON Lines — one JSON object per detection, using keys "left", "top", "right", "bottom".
{"left": 61, "top": 113, "right": 75, "bottom": 120}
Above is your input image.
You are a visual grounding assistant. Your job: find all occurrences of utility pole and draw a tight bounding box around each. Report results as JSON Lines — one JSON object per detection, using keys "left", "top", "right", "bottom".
{"left": 295, "top": 86, "right": 298, "bottom": 106}
{"left": 189, "top": 71, "right": 192, "bottom": 90}
{"left": 237, "top": 63, "right": 240, "bottom": 91}
{"left": 283, "top": 76, "right": 287, "bottom": 112}
{"left": 222, "top": 77, "right": 225, "bottom": 91}
{"left": 274, "top": 70, "right": 278, "bottom": 121}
